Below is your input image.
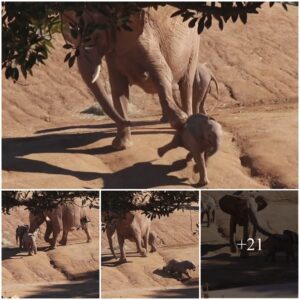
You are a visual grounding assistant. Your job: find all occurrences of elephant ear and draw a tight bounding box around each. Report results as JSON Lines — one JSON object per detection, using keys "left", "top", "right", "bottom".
{"left": 219, "top": 195, "right": 242, "bottom": 216}
{"left": 61, "top": 10, "right": 81, "bottom": 47}
{"left": 255, "top": 195, "right": 267, "bottom": 211}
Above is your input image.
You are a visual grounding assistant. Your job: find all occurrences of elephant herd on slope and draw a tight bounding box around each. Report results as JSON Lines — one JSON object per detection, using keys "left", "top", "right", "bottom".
{"left": 61, "top": 5, "right": 224, "bottom": 187}
{"left": 201, "top": 192, "right": 298, "bottom": 262}
{"left": 16, "top": 198, "right": 92, "bottom": 256}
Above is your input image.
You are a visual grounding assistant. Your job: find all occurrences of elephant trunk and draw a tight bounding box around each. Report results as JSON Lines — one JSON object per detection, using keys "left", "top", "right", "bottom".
{"left": 249, "top": 209, "right": 272, "bottom": 237}
{"left": 77, "top": 50, "right": 131, "bottom": 127}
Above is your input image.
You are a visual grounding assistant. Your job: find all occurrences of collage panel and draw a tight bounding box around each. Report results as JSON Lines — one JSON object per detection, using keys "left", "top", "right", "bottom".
{"left": 100, "top": 190, "right": 199, "bottom": 298}
{"left": 2, "top": 191, "right": 99, "bottom": 298}
{"left": 201, "top": 190, "right": 298, "bottom": 298}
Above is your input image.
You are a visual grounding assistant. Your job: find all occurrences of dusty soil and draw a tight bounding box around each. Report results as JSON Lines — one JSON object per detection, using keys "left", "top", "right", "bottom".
{"left": 101, "top": 210, "right": 199, "bottom": 298}
{"left": 2, "top": 206, "right": 99, "bottom": 298}
{"left": 201, "top": 191, "right": 298, "bottom": 298}
{"left": 2, "top": 4, "right": 298, "bottom": 189}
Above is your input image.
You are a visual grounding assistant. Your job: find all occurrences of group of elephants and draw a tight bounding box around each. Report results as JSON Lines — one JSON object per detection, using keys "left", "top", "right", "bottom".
{"left": 61, "top": 5, "right": 223, "bottom": 186}
{"left": 201, "top": 192, "right": 298, "bottom": 261}
{"left": 16, "top": 198, "right": 92, "bottom": 255}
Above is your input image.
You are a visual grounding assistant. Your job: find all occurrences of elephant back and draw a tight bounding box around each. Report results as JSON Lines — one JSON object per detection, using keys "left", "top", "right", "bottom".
{"left": 219, "top": 195, "right": 242, "bottom": 215}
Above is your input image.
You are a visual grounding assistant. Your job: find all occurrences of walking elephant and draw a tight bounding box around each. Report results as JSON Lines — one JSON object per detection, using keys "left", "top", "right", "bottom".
{"left": 104, "top": 210, "right": 156, "bottom": 263}
{"left": 219, "top": 193, "right": 271, "bottom": 257}
{"left": 61, "top": 5, "right": 201, "bottom": 151}
{"left": 29, "top": 198, "right": 92, "bottom": 249}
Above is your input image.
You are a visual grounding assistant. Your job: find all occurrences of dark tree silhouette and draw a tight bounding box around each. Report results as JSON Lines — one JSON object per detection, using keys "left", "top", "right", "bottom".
{"left": 2, "top": 191, "right": 99, "bottom": 214}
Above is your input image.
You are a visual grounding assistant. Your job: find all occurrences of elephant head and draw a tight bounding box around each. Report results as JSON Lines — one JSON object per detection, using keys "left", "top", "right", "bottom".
{"left": 29, "top": 211, "right": 46, "bottom": 232}
{"left": 219, "top": 194, "right": 272, "bottom": 237}
{"left": 60, "top": 8, "right": 144, "bottom": 126}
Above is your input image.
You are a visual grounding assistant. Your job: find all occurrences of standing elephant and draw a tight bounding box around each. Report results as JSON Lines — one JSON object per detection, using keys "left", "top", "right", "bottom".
{"left": 201, "top": 194, "right": 216, "bottom": 227}
{"left": 219, "top": 193, "right": 271, "bottom": 257}
{"left": 104, "top": 210, "right": 156, "bottom": 263}
{"left": 158, "top": 114, "right": 222, "bottom": 186}
{"left": 29, "top": 198, "right": 92, "bottom": 249}
{"left": 61, "top": 5, "right": 200, "bottom": 151}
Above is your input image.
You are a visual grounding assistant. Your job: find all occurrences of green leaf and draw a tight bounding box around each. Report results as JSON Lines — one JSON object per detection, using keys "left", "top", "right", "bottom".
{"left": 188, "top": 18, "right": 198, "bottom": 28}
{"left": 64, "top": 52, "right": 72, "bottom": 63}
{"left": 63, "top": 43, "right": 73, "bottom": 49}
{"left": 68, "top": 55, "right": 76, "bottom": 68}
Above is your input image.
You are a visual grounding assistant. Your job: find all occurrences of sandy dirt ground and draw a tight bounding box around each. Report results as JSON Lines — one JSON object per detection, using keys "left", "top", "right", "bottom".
{"left": 201, "top": 191, "right": 298, "bottom": 298}
{"left": 2, "top": 206, "right": 99, "bottom": 298}
{"left": 2, "top": 4, "right": 298, "bottom": 189}
{"left": 101, "top": 210, "right": 199, "bottom": 298}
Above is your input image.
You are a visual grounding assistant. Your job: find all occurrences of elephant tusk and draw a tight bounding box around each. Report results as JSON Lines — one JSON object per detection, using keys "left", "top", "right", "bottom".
{"left": 91, "top": 64, "right": 101, "bottom": 84}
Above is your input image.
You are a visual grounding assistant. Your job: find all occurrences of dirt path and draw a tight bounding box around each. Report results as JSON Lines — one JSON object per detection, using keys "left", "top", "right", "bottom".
{"left": 2, "top": 4, "right": 297, "bottom": 189}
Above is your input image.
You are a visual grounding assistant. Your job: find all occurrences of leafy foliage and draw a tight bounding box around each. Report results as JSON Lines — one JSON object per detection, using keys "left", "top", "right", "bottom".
{"left": 101, "top": 191, "right": 199, "bottom": 219}
{"left": 2, "top": 2, "right": 292, "bottom": 82}
{"left": 2, "top": 191, "right": 99, "bottom": 215}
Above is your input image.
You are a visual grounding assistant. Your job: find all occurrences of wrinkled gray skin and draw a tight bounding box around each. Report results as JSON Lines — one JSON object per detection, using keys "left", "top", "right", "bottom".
{"left": 201, "top": 195, "right": 216, "bottom": 227}
{"left": 162, "top": 63, "right": 219, "bottom": 122}
{"left": 22, "top": 229, "right": 38, "bottom": 255}
{"left": 219, "top": 193, "right": 272, "bottom": 257}
{"left": 104, "top": 211, "right": 155, "bottom": 263}
{"left": 163, "top": 259, "right": 196, "bottom": 280}
{"left": 29, "top": 198, "right": 92, "bottom": 249}
{"left": 16, "top": 224, "right": 29, "bottom": 249}
{"left": 264, "top": 230, "right": 298, "bottom": 262}
{"left": 158, "top": 114, "right": 222, "bottom": 186}
{"left": 61, "top": 6, "right": 200, "bottom": 150}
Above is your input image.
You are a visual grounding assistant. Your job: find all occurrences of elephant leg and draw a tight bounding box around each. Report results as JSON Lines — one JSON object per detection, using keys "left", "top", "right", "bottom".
{"left": 107, "top": 58, "right": 132, "bottom": 150}
{"left": 212, "top": 209, "right": 215, "bottom": 223}
{"left": 117, "top": 234, "right": 127, "bottom": 263}
{"left": 240, "top": 224, "right": 249, "bottom": 258}
{"left": 59, "top": 230, "right": 68, "bottom": 245}
{"left": 178, "top": 77, "right": 193, "bottom": 116}
{"left": 50, "top": 225, "right": 61, "bottom": 249}
{"left": 134, "top": 231, "right": 147, "bottom": 257}
{"left": 229, "top": 216, "right": 237, "bottom": 253}
{"left": 83, "top": 224, "right": 92, "bottom": 243}
{"left": 158, "top": 134, "right": 181, "bottom": 157}
{"left": 44, "top": 222, "right": 53, "bottom": 243}
{"left": 149, "top": 54, "right": 188, "bottom": 129}
{"left": 193, "top": 151, "right": 209, "bottom": 186}
{"left": 207, "top": 211, "right": 210, "bottom": 227}
{"left": 201, "top": 212, "right": 204, "bottom": 224}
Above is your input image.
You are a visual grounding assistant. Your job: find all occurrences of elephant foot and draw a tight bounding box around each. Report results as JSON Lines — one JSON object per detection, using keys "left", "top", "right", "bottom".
{"left": 118, "top": 257, "right": 128, "bottom": 264}
{"left": 112, "top": 136, "right": 133, "bottom": 150}
{"left": 198, "top": 178, "right": 209, "bottom": 187}
{"left": 141, "top": 249, "right": 147, "bottom": 257}
{"left": 160, "top": 115, "right": 169, "bottom": 123}
{"left": 59, "top": 240, "right": 67, "bottom": 246}
{"left": 86, "top": 238, "right": 92, "bottom": 243}
{"left": 157, "top": 147, "right": 165, "bottom": 157}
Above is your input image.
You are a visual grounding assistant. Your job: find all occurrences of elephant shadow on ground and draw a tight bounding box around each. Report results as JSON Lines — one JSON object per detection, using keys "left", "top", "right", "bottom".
{"left": 3, "top": 126, "right": 191, "bottom": 188}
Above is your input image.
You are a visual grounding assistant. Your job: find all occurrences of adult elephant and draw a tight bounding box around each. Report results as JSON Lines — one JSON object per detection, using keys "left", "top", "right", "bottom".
{"left": 29, "top": 198, "right": 92, "bottom": 249}
{"left": 104, "top": 210, "right": 156, "bottom": 263}
{"left": 61, "top": 5, "right": 200, "bottom": 150}
{"left": 219, "top": 193, "right": 272, "bottom": 257}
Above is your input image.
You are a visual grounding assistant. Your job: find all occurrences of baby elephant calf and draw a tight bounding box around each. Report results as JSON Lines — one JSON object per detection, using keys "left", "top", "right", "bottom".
{"left": 158, "top": 114, "right": 222, "bottom": 186}
{"left": 201, "top": 195, "right": 216, "bottom": 227}
{"left": 22, "top": 229, "right": 39, "bottom": 256}
{"left": 16, "top": 224, "right": 29, "bottom": 249}
{"left": 163, "top": 259, "right": 196, "bottom": 280}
